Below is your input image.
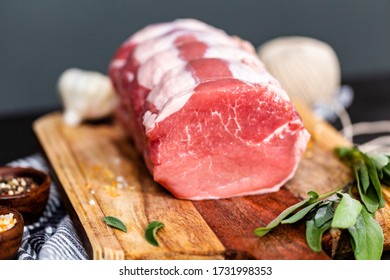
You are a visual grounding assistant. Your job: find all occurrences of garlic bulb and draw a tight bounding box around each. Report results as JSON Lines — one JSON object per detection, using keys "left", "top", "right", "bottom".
{"left": 257, "top": 36, "right": 341, "bottom": 107}
{"left": 58, "top": 68, "right": 117, "bottom": 126}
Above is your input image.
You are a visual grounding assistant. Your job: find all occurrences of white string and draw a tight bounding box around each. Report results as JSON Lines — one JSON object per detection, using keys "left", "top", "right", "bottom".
{"left": 342, "top": 120, "right": 390, "bottom": 137}
{"left": 358, "top": 136, "right": 390, "bottom": 154}
{"left": 316, "top": 86, "right": 390, "bottom": 154}
{"left": 330, "top": 100, "right": 354, "bottom": 142}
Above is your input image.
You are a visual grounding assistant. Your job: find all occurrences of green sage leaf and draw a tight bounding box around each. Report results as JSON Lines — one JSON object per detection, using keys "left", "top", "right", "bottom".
{"left": 347, "top": 206, "right": 384, "bottom": 260}
{"left": 364, "top": 154, "right": 385, "bottom": 208}
{"left": 306, "top": 220, "right": 332, "bottom": 252}
{"left": 335, "top": 147, "right": 354, "bottom": 160}
{"left": 358, "top": 162, "right": 370, "bottom": 193}
{"left": 281, "top": 201, "right": 321, "bottom": 224}
{"left": 145, "top": 220, "right": 164, "bottom": 247}
{"left": 355, "top": 165, "right": 379, "bottom": 213}
{"left": 378, "top": 168, "right": 384, "bottom": 180}
{"left": 254, "top": 191, "right": 319, "bottom": 236}
{"left": 331, "top": 193, "right": 362, "bottom": 229}
{"left": 314, "top": 203, "right": 334, "bottom": 228}
{"left": 360, "top": 186, "right": 380, "bottom": 214}
{"left": 370, "top": 154, "right": 389, "bottom": 170}
{"left": 370, "top": 154, "right": 388, "bottom": 181}
{"left": 103, "top": 216, "right": 127, "bottom": 233}
{"left": 307, "top": 191, "right": 320, "bottom": 201}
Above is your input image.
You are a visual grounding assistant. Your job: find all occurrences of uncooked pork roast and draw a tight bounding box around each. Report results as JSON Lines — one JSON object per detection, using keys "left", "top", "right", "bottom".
{"left": 109, "top": 19, "right": 310, "bottom": 200}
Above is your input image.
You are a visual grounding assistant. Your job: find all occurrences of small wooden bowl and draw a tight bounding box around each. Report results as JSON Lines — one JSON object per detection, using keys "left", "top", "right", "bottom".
{"left": 0, "top": 206, "right": 24, "bottom": 260}
{"left": 0, "top": 167, "right": 50, "bottom": 224}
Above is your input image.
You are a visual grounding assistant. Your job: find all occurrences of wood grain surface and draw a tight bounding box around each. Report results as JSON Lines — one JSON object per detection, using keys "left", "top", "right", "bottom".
{"left": 32, "top": 102, "right": 390, "bottom": 259}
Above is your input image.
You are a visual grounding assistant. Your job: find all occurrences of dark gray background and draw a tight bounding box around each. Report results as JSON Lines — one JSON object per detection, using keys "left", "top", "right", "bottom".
{"left": 1, "top": 0, "right": 389, "bottom": 115}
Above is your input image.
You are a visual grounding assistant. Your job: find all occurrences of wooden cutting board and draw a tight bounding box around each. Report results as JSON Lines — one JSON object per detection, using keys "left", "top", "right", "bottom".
{"left": 32, "top": 102, "right": 390, "bottom": 260}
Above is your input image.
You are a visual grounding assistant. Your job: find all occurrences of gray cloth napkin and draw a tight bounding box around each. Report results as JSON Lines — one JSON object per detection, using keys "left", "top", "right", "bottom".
{"left": 8, "top": 154, "right": 88, "bottom": 260}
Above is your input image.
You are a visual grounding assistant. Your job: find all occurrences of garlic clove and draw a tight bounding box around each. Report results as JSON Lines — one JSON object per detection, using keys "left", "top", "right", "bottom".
{"left": 58, "top": 68, "right": 118, "bottom": 126}
{"left": 63, "top": 110, "right": 82, "bottom": 127}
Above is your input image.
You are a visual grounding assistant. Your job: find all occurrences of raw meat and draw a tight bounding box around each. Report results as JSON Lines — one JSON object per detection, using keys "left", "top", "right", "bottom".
{"left": 108, "top": 19, "right": 310, "bottom": 200}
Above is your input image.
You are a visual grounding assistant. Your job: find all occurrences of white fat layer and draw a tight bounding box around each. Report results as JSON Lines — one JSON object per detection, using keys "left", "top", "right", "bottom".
{"left": 143, "top": 59, "right": 290, "bottom": 132}
{"left": 228, "top": 62, "right": 273, "bottom": 85}
{"left": 205, "top": 46, "right": 263, "bottom": 68}
{"left": 111, "top": 19, "right": 216, "bottom": 74}
{"left": 143, "top": 66, "right": 196, "bottom": 131}
{"left": 133, "top": 29, "right": 245, "bottom": 67}
{"left": 124, "top": 18, "right": 219, "bottom": 46}
{"left": 262, "top": 122, "right": 291, "bottom": 143}
{"left": 146, "top": 65, "right": 196, "bottom": 111}
{"left": 138, "top": 48, "right": 183, "bottom": 89}
{"left": 110, "top": 58, "right": 126, "bottom": 70}
{"left": 263, "top": 118, "right": 304, "bottom": 144}
{"left": 266, "top": 82, "right": 290, "bottom": 101}
{"left": 138, "top": 45, "right": 265, "bottom": 89}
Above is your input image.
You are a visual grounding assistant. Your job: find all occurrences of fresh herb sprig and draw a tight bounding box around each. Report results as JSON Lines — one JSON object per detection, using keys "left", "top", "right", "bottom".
{"left": 336, "top": 147, "right": 389, "bottom": 213}
{"left": 254, "top": 146, "right": 389, "bottom": 260}
{"left": 103, "top": 216, "right": 127, "bottom": 233}
{"left": 145, "top": 220, "right": 165, "bottom": 247}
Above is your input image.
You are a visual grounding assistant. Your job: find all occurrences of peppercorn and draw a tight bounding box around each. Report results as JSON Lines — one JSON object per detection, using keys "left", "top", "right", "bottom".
{"left": 0, "top": 176, "right": 38, "bottom": 196}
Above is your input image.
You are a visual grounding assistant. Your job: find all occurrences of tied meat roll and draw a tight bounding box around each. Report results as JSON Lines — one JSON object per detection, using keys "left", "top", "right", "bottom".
{"left": 108, "top": 19, "right": 310, "bottom": 200}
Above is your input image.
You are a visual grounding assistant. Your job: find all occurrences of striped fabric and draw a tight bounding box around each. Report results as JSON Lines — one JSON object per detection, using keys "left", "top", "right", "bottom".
{"left": 8, "top": 154, "right": 88, "bottom": 260}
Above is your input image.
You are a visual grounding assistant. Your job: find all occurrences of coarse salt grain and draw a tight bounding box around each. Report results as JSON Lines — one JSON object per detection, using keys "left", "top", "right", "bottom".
{"left": 0, "top": 213, "right": 17, "bottom": 233}
{"left": 116, "top": 176, "right": 128, "bottom": 188}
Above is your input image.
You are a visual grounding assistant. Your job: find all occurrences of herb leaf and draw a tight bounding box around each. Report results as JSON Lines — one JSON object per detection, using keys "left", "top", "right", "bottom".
{"left": 255, "top": 146, "right": 387, "bottom": 260}
{"left": 358, "top": 162, "right": 370, "bottom": 193}
{"left": 370, "top": 154, "right": 389, "bottom": 170}
{"left": 254, "top": 191, "right": 318, "bottom": 236}
{"left": 347, "top": 206, "right": 384, "bottom": 260}
{"left": 335, "top": 147, "right": 352, "bottom": 159}
{"left": 103, "top": 216, "right": 127, "bottom": 233}
{"left": 338, "top": 146, "right": 385, "bottom": 213}
{"left": 314, "top": 203, "right": 334, "bottom": 228}
{"left": 281, "top": 201, "right": 321, "bottom": 224}
{"left": 354, "top": 165, "right": 380, "bottom": 213}
{"left": 307, "top": 191, "right": 320, "bottom": 200}
{"left": 331, "top": 193, "right": 362, "bottom": 229}
{"left": 364, "top": 154, "right": 386, "bottom": 208}
{"left": 145, "top": 220, "right": 164, "bottom": 247}
{"left": 306, "top": 220, "right": 332, "bottom": 252}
